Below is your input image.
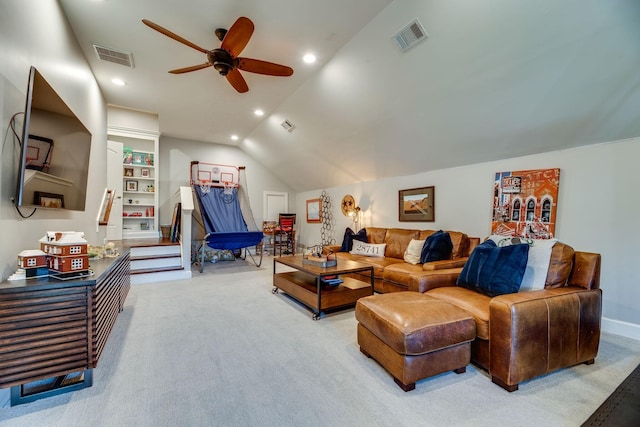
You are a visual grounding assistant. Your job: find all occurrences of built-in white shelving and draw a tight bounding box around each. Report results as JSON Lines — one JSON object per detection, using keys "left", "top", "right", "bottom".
{"left": 108, "top": 126, "right": 159, "bottom": 239}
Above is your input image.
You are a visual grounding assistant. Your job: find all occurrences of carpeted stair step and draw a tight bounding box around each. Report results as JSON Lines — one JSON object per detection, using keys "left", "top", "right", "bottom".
{"left": 130, "top": 254, "right": 181, "bottom": 261}
{"left": 131, "top": 266, "right": 184, "bottom": 275}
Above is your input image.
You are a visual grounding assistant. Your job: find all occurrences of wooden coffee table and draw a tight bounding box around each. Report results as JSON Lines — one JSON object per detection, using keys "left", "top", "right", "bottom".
{"left": 273, "top": 255, "right": 374, "bottom": 320}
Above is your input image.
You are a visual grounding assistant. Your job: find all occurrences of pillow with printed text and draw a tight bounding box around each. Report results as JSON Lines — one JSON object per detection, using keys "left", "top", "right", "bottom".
{"left": 350, "top": 240, "right": 386, "bottom": 257}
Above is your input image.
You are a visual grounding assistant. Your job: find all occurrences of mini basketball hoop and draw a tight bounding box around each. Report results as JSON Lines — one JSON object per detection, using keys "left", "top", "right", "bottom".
{"left": 190, "top": 162, "right": 240, "bottom": 195}
{"left": 222, "top": 181, "right": 234, "bottom": 195}
{"left": 199, "top": 180, "right": 212, "bottom": 194}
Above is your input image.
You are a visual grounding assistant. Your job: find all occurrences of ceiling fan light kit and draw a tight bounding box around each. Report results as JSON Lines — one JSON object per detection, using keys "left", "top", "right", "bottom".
{"left": 207, "top": 49, "right": 234, "bottom": 75}
{"left": 142, "top": 16, "right": 294, "bottom": 93}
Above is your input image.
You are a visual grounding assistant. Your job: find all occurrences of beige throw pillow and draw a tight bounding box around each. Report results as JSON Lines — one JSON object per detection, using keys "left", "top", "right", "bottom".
{"left": 404, "top": 239, "right": 426, "bottom": 265}
{"left": 488, "top": 235, "right": 557, "bottom": 291}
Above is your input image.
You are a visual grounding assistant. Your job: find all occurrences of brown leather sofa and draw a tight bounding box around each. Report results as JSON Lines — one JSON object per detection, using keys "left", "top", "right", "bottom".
{"left": 324, "top": 227, "right": 477, "bottom": 293}
{"left": 408, "top": 242, "right": 602, "bottom": 391}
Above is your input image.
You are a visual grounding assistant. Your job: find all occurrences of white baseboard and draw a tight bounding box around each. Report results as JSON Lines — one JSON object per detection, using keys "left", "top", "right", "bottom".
{"left": 602, "top": 317, "right": 640, "bottom": 341}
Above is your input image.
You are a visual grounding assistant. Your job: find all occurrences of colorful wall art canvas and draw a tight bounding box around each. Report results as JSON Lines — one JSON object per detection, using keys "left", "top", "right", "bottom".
{"left": 492, "top": 168, "right": 560, "bottom": 239}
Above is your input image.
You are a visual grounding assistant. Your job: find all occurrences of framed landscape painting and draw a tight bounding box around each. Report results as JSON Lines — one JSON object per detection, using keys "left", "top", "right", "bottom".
{"left": 399, "top": 186, "right": 434, "bottom": 222}
{"left": 306, "top": 198, "right": 321, "bottom": 223}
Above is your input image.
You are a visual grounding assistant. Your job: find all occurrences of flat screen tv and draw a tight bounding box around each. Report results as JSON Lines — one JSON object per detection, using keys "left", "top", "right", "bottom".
{"left": 15, "top": 66, "right": 92, "bottom": 211}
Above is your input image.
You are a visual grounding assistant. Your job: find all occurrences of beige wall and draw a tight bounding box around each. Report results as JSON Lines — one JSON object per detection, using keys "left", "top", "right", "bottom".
{"left": 0, "top": 0, "right": 108, "bottom": 280}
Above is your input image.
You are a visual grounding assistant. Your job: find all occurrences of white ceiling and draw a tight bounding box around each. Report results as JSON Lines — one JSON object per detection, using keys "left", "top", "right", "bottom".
{"left": 59, "top": 0, "right": 640, "bottom": 192}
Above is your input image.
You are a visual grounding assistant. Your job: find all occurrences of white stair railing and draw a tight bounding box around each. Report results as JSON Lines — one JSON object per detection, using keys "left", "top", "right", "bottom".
{"left": 173, "top": 186, "right": 194, "bottom": 276}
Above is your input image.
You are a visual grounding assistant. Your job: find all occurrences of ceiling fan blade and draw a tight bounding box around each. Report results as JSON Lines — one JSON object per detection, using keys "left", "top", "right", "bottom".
{"left": 237, "top": 58, "right": 294, "bottom": 76}
{"left": 142, "top": 19, "right": 208, "bottom": 54}
{"left": 221, "top": 17, "right": 254, "bottom": 57}
{"left": 226, "top": 68, "right": 249, "bottom": 93}
{"left": 168, "top": 63, "right": 212, "bottom": 74}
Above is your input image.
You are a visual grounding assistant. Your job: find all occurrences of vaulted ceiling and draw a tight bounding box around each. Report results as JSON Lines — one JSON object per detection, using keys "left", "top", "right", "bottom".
{"left": 59, "top": 0, "right": 640, "bottom": 192}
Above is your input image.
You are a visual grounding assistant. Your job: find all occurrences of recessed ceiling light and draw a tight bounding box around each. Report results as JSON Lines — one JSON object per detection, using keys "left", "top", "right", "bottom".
{"left": 231, "top": 134, "right": 239, "bottom": 141}
{"left": 111, "top": 78, "right": 126, "bottom": 86}
{"left": 254, "top": 109, "right": 264, "bottom": 116}
{"left": 303, "top": 53, "right": 316, "bottom": 64}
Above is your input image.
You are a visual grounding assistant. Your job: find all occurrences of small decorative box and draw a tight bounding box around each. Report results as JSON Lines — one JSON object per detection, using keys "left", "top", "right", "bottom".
{"left": 303, "top": 256, "right": 337, "bottom": 268}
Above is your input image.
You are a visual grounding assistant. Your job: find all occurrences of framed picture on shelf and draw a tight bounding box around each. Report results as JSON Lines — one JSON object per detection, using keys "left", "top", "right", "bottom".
{"left": 123, "top": 147, "right": 133, "bottom": 164}
{"left": 124, "top": 167, "right": 134, "bottom": 177}
{"left": 399, "top": 186, "right": 435, "bottom": 222}
{"left": 141, "top": 168, "right": 150, "bottom": 178}
{"left": 34, "top": 191, "right": 64, "bottom": 209}
{"left": 126, "top": 180, "right": 138, "bottom": 192}
{"left": 306, "top": 198, "right": 321, "bottom": 223}
{"left": 132, "top": 152, "right": 145, "bottom": 165}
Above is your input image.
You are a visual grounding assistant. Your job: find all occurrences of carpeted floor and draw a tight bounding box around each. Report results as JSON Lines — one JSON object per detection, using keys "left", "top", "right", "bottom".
{"left": 1, "top": 258, "right": 639, "bottom": 427}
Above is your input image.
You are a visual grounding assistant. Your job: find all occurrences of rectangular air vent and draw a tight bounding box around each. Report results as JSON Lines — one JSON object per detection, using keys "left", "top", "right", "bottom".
{"left": 280, "top": 119, "right": 295, "bottom": 133}
{"left": 93, "top": 44, "right": 134, "bottom": 67}
{"left": 392, "top": 19, "right": 428, "bottom": 52}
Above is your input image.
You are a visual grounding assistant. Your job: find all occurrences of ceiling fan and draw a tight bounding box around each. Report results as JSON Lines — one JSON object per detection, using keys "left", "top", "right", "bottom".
{"left": 141, "top": 17, "right": 294, "bottom": 93}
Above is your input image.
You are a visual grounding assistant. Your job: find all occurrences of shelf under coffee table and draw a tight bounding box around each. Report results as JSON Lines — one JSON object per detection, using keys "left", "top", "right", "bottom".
{"left": 273, "top": 255, "right": 374, "bottom": 320}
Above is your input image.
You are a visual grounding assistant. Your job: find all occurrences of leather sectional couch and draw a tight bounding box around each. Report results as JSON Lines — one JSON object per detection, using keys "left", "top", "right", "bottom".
{"left": 327, "top": 227, "right": 603, "bottom": 391}
{"left": 417, "top": 241, "right": 602, "bottom": 391}
{"left": 324, "top": 227, "right": 478, "bottom": 293}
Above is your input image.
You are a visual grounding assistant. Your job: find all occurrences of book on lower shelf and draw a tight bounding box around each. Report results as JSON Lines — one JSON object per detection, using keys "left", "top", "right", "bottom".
{"left": 321, "top": 275, "right": 343, "bottom": 286}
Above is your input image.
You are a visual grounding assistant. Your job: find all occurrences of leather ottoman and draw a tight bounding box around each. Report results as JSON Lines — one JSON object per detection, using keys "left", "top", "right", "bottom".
{"left": 355, "top": 292, "right": 476, "bottom": 391}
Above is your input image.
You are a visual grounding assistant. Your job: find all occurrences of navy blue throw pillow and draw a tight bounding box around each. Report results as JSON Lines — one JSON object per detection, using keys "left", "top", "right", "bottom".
{"left": 456, "top": 239, "right": 530, "bottom": 297}
{"left": 340, "top": 227, "right": 367, "bottom": 252}
{"left": 420, "top": 230, "right": 453, "bottom": 263}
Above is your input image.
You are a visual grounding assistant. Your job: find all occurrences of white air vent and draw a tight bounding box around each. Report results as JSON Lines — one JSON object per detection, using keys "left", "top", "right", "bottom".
{"left": 280, "top": 119, "right": 295, "bottom": 133}
{"left": 93, "top": 44, "right": 134, "bottom": 67}
{"left": 392, "top": 19, "right": 428, "bottom": 52}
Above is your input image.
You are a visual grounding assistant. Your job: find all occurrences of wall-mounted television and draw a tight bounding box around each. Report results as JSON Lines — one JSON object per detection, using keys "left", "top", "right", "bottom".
{"left": 14, "top": 66, "right": 92, "bottom": 211}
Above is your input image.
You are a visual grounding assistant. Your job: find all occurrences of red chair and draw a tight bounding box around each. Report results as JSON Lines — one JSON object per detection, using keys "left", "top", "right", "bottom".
{"left": 276, "top": 213, "right": 296, "bottom": 255}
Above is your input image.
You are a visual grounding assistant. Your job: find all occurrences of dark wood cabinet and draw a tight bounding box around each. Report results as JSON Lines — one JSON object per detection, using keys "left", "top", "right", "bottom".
{"left": 90, "top": 252, "right": 130, "bottom": 366}
{"left": 0, "top": 251, "right": 130, "bottom": 404}
{"left": 0, "top": 284, "right": 91, "bottom": 388}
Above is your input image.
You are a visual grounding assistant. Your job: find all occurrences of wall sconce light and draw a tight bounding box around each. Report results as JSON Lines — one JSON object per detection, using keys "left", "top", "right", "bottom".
{"left": 348, "top": 206, "right": 361, "bottom": 222}
{"left": 341, "top": 194, "right": 361, "bottom": 223}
